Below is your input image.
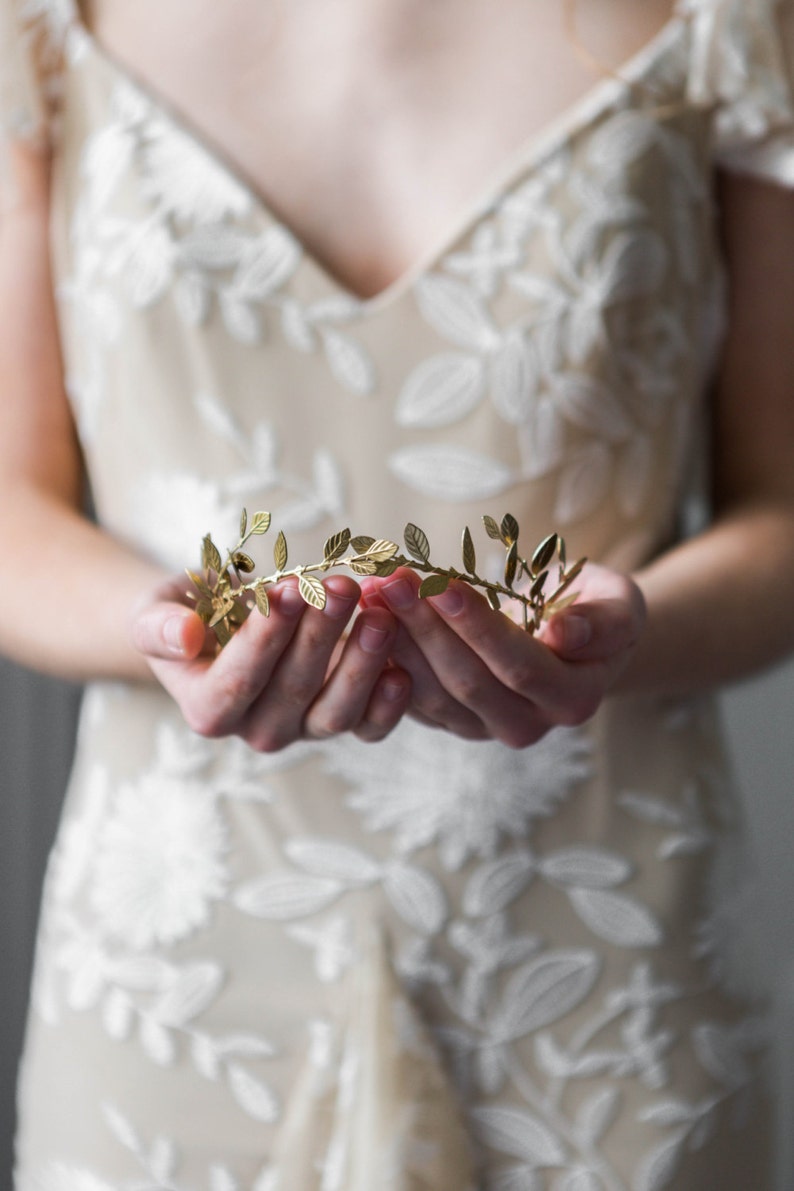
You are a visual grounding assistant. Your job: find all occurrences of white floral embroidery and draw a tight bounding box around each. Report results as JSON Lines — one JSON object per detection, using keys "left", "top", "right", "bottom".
{"left": 90, "top": 773, "right": 230, "bottom": 950}
{"left": 324, "top": 721, "right": 593, "bottom": 869}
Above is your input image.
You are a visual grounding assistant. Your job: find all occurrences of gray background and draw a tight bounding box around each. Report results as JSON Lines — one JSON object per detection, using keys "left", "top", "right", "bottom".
{"left": 1, "top": 659, "right": 793, "bottom": 1187}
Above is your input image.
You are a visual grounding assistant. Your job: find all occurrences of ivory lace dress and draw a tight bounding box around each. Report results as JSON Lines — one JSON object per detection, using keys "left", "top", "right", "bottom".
{"left": 4, "top": 2, "right": 794, "bottom": 1188}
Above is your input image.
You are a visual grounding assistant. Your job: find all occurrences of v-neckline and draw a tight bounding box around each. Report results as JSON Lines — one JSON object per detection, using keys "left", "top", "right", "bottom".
{"left": 70, "top": 6, "right": 689, "bottom": 314}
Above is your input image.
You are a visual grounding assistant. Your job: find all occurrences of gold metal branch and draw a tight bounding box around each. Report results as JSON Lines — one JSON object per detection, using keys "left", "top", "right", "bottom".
{"left": 187, "top": 509, "right": 586, "bottom": 646}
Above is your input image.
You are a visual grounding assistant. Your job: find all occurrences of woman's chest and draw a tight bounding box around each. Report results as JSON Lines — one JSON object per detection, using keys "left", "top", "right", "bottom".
{"left": 78, "top": 0, "right": 676, "bottom": 299}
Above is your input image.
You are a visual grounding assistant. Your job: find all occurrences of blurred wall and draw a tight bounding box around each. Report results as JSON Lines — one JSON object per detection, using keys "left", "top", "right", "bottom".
{"left": 0, "top": 660, "right": 792, "bottom": 1186}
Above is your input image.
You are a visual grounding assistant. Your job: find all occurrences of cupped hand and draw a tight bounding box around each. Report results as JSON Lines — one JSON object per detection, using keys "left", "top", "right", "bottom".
{"left": 359, "top": 562, "right": 646, "bottom": 748}
{"left": 130, "top": 573, "right": 411, "bottom": 748}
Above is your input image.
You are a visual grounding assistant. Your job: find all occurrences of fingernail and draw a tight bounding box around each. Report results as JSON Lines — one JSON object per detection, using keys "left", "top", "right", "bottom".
{"left": 383, "top": 677, "right": 406, "bottom": 701}
{"left": 382, "top": 578, "right": 415, "bottom": 609}
{"left": 278, "top": 585, "right": 305, "bottom": 617}
{"left": 429, "top": 585, "right": 464, "bottom": 616}
{"left": 359, "top": 623, "right": 390, "bottom": 654}
{"left": 562, "top": 615, "right": 592, "bottom": 651}
{"left": 323, "top": 591, "right": 356, "bottom": 620}
{"left": 164, "top": 617, "right": 186, "bottom": 655}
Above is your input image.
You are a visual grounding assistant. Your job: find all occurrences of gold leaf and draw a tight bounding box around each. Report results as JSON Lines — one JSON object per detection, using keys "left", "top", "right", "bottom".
{"left": 209, "top": 595, "right": 234, "bottom": 628}
{"left": 239, "top": 508, "right": 248, "bottom": 539}
{"left": 486, "top": 588, "right": 501, "bottom": 612}
{"left": 483, "top": 515, "right": 502, "bottom": 541}
{"left": 233, "top": 551, "right": 255, "bottom": 574}
{"left": 202, "top": 534, "right": 223, "bottom": 574}
{"left": 461, "top": 526, "right": 476, "bottom": 574}
{"left": 274, "top": 529, "right": 288, "bottom": 571}
{"left": 550, "top": 556, "right": 586, "bottom": 602}
{"left": 419, "top": 573, "right": 450, "bottom": 598}
{"left": 365, "top": 539, "right": 398, "bottom": 563}
{"left": 195, "top": 597, "right": 214, "bottom": 623}
{"left": 323, "top": 528, "right": 351, "bottom": 562}
{"left": 349, "top": 558, "right": 379, "bottom": 575}
{"left": 255, "top": 582, "right": 270, "bottom": 617}
{"left": 228, "top": 599, "right": 250, "bottom": 627}
{"left": 404, "top": 523, "right": 431, "bottom": 563}
{"left": 543, "top": 592, "right": 579, "bottom": 617}
{"left": 350, "top": 535, "right": 375, "bottom": 553}
{"left": 214, "top": 617, "right": 233, "bottom": 647}
{"left": 299, "top": 573, "right": 327, "bottom": 609}
{"left": 530, "top": 569, "right": 548, "bottom": 599}
{"left": 559, "top": 536, "right": 568, "bottom": 570}
{"left": 372, "top": 558, "right": 399, "bottom": 577}
{"left": 186, "top": 568, "right": 213, "bottom": 598}
{"left": 250, "top": 511, "right": 272, "bottom": 535}
{"left": 500, "top": 513, "right": 519, "bottom": 546}
{"left": 504, "top": 539, "right": 518, "bottom": 588}
{"left": 531, "top": 533, "right": 558, "bottom": 576}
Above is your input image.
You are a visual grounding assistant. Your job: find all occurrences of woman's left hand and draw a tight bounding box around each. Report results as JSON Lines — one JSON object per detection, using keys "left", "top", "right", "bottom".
{"left": 359, "top": 563, "right": 646, "bottom": 747}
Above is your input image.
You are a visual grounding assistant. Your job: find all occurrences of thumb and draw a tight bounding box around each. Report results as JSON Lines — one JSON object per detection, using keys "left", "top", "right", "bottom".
{"left": 542, "top": 596, "right": 645, "bottom": 663}
{"left": 130, "top": 602, "right": 208, "bottom": 660}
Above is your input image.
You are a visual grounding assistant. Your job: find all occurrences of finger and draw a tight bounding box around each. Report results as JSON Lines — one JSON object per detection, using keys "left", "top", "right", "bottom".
{"left": 541, "top": 583, "right": 646, "bottom": 664}
{"left": 353, "top": 666, "right": 413, "bottom": 742}
{"left": 131, "top": 601, "right": 211, "bottom": 660}
{"left": 303, "top": 607, "right": 403, "bottom": 739}
{"left": 241, "top": 576, "right": 360, "bottom": 750}
{"left": 380, "top": 570, "right": 546, "bottom": 744}
{"left": 387, "top": 622, "right": 489, "bottom": 740}
{"left": 151, "top": 578, "right": 311, "bottom": 736}
{"left": 388, "top": 569, "right": 608, "bottom": 733}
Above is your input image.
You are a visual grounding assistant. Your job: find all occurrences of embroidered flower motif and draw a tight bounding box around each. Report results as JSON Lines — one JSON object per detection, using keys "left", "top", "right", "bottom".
{"left": 324, "top": 721, "right": 592, "bottom": 870}
{"left": 90, "top": 774, "right": 230, "bottom": 949}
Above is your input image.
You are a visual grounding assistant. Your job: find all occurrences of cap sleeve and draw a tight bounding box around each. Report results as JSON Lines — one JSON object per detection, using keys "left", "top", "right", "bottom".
{"left": 0, "top": 0, "right": 69, "bottom": 151}
{"left": 685, "top": 0, "right": 794, "bottom": 185}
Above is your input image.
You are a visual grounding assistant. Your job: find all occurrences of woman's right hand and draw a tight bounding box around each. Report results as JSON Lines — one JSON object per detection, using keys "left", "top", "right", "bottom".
{"left": 130, "top": 574, "right": 412, "bottom": 749}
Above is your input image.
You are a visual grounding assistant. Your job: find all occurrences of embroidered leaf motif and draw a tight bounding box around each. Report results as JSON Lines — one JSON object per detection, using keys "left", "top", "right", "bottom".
{"left": 284, "top": 838, "right": 381, "bottom": 885}
{"left": 280, "top": 299, "right": 316, "bottom": 352}
{"left": 191, "top": 1033, "right": 221, "bottom": 1080}
{"left": 149, "top": 1136, "right": 178, "bottom": 1184}
{"left": 233, "top": 873, "right": 342, "bottom": 920}
{"left": 525, "top": 397, "right": 565, "bottom": 479}
{"left": 490, "top": 332, "right": 537, "bottom": 424}
{"left": 102, "top": 1104, "right": 142, "bottom": 1156}
{"left": 149, "top": 962, "right": 224, "bottom": 1027}
{"left": 491, "top": 950, "right": 600, "bottom": 1040}
{"left": 638, "top": 1100, "right": 698, "bottom": 1127}
{"left": 139, "top": 1016, "right": 176, "bottom": 1066}
{"left": 209, "top": 1166, "right": 240, "bottom": 1191}
{"left": 396, "top": 353, "right": 486, "bottom": 427}
{"left": 462, "top": 852, "right": 535, "bottom": 917}
{"left": 414, "top": 275, "right": 499, "bottom": 350}
{"left": 692, "top": 1024, "right": 749, "bottom": 1089}
{"left": 233, "top": 226, "right": 301, "bottom": 299}
{"left": 539, "top": 847, "right": 633, "bottom": 889}
{"left": 633, "top": 1131, "right": 687, "bottom": 1191}
{"left": 470, "top": 1104, "right": 567, "bottom": 1166}
{"left": 102, "top": 988, "right": 134, "bottom": 1041}
{"left": 617, "top": 434, "right": 653, "bottom": 518}
{"left": 227, "top": 1064, "right": 280, "bottom": 1122}
{"left": 389, "top": 445, "right": 513, "bottom": 500}
{"left": 575, "top": 1087, "right": 621, "bottom": 1145}
{"left": 321, "top": 328, "right": 376, "bottom": 395}
{"left": 220, "top": 290, "right": 261, "bottom": 344}
{"left": 567, "top": 888, "right": 664, "bottom": 948}
{"left": 179, "top": 225, "right": 250, "bottom": 269}
{"left": 383, "top": 861, "right": 447, "bottom": 935}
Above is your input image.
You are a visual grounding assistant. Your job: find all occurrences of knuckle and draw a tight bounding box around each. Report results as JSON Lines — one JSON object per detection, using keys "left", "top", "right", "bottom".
{"left": 247, "top": 724, "right": 292, "bottom": 754}
{"left": 452, "top": 668, "right": 487, "bottom": 707}
{"left": 501, "top": 657, "right": 537, "bottom": 698}
{"left": 183, "top": 705, "right": 227, "bottom": 739}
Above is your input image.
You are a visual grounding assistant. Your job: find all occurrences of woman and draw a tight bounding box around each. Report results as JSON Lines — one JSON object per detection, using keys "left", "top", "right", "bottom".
{"left": 3, "top": 0, "right": 794, "bottom": 1186}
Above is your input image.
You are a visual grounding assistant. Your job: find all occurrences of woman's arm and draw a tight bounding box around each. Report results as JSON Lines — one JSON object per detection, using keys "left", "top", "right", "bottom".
{"left": 623, "top": 170, "right": 794, "bottom": 692}
{"left": 0, "top": 140, "right": 166, "bottom": 680}
{"left": 0, "top": 140, "right": 411, "bottom": 742}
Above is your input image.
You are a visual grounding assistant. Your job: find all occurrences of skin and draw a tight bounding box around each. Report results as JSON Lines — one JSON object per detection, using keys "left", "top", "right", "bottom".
{"left": 2, "top": 0, "right": 794, "bottom": 751}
